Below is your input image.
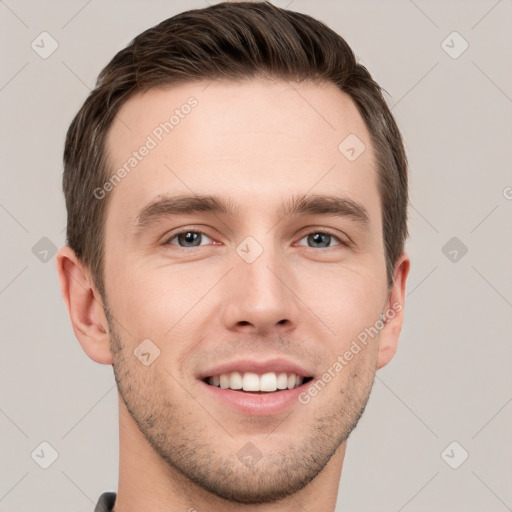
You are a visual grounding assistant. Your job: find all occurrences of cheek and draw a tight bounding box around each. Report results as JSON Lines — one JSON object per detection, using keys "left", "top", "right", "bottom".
{"left": 295, "top": 260, "right": 386, "bottom": 344}
{"left": 107, "top": 261, "right": 212, "bottom": 344}
{"left": 103, "top": 257, "right": 162, "bottom": 340}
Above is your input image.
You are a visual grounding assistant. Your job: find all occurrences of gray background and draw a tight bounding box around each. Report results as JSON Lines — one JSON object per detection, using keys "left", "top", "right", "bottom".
{"left": 1, "top": 0, "right": 511, "bottom": 511}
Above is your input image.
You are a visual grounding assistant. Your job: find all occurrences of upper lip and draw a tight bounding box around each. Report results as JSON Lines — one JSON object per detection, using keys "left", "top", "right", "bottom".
{"left": 197, "top": 357, "right": 314, "bottom": 380}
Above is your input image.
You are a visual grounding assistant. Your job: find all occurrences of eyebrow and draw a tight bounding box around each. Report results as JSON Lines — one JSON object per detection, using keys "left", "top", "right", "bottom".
{"left": 134, "top": 193, "right": 370, "bottom": 231}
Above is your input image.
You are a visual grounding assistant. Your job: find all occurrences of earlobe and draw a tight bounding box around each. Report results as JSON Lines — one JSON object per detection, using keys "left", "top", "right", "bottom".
{"left": 56, "top": 246, "right": 113, "bottom": 365}
{"left": 376, "top": 253, "right": 410, "bottom": 369}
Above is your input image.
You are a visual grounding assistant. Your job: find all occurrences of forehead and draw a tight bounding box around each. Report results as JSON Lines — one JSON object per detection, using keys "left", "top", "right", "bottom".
{"left": 104, "top": 79, "right": 380, "bottom": 228}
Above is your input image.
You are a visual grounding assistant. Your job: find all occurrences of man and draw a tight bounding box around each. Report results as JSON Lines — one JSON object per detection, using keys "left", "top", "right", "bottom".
{"left": 56, "top": 2, "right": 410, "bottom": 511}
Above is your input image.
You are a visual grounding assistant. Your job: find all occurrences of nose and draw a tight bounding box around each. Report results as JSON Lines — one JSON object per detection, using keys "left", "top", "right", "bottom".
{"left": 220, "top": 242, "right": 300, "bottom": 336}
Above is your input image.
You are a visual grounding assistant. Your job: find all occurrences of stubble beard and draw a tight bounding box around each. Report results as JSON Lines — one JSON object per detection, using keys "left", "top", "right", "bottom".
{"left": 107, "top": 312, "right": 375, "bottom": 504}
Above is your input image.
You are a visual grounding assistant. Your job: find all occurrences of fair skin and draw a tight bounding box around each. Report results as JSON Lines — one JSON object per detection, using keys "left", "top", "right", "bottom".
{"left": 57, "top": 79, "right": 409, "bottom": 512}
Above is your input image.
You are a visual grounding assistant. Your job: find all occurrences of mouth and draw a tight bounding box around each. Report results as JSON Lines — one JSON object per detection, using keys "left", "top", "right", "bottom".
{"left": 197, "top": 358, "right": 316, "bottom": 415}
{"left": 203, "top": 371, "right": 314, "bottom": 394}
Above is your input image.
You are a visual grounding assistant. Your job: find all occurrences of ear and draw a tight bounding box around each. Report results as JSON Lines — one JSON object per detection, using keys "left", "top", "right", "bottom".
{"left": 376, "top": 252, "right": 410, "bottom": 369}
{"left": 56, "top": 246, "right": 113, "bottom": 365}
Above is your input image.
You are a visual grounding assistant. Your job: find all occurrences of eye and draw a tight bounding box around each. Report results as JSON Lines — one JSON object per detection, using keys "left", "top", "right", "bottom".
{"left": 296, "top": 231, "right": 344, "bottom": 249}
{"left": 166, "top": 230, "right": 214, "bottom": 248}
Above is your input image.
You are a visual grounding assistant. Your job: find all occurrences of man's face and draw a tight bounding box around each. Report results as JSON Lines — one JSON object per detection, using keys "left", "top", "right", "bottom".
{"left": 102, "top": 79, "right": 396, "bottom": 503}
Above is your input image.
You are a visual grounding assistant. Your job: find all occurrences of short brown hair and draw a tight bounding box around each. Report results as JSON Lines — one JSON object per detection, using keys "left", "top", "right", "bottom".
{"left": 63, "top": 1, "right": 408, "bottom": 298}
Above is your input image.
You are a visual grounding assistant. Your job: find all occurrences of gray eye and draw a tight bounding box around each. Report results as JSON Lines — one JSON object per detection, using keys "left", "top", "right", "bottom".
{"left": 168, "top": 231, "right": 213, "bottom": 247}
{"left": 307, "top": 233, "right": 332, "bottom": 248}
{"left": 297, "top": 232, "right": 341, "bottom": 248}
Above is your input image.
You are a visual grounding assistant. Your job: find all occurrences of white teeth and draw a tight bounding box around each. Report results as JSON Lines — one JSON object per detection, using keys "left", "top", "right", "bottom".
{"left": 260, "top": 372, "right": 277, "bottom": 392}
{"left": 242, "top": 372, "right": 260, "bottom": 391}
{"left": 220, "top": 374, "right": 230, "bottom": 389}
{"left": 230, "top": 371, "right": 243, "bottom": 390}
{"left": 276, "top": 372, "right": 288, "bottom": 389}
{"left": 207, "top": 371, "right": 306, "bottom": 392}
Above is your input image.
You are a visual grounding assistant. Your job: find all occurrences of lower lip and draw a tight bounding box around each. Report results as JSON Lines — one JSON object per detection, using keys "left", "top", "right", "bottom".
{"left": 199, "top": 380, "right": 309, "bottom": 416}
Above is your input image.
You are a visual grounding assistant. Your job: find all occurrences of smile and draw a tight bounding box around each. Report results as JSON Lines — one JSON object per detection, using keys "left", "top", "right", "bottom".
{"left": 205, "top": 371, "right": 313, "bottom": 393}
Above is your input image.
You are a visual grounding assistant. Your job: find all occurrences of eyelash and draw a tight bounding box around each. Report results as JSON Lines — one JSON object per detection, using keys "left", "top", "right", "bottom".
{"left": 164, "top": 228, "right": 349, "bottom": 250}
